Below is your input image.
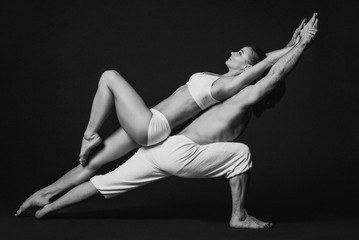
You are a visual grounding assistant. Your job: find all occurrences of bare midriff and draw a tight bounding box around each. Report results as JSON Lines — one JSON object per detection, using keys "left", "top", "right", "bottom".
{"left": 152, "top": 84, "right": 202, "bottom": 129}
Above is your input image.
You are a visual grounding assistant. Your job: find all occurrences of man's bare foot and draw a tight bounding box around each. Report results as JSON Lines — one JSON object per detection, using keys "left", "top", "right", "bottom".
{"left": 15, "top": 191, "right": 50, "bottom": 216}
{"left": 230, "top": 213, "right": 273, "bottom": 229}
{"left": 79, "top": 133, "right": 101, "bottom": 165}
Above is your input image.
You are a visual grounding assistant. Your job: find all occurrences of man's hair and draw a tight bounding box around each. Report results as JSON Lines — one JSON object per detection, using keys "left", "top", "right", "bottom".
{"left": 247, "top": 47, "right": 267, "bottom": 66}
{"left": 253, "top": 81, "right": 287, "bottom": 118}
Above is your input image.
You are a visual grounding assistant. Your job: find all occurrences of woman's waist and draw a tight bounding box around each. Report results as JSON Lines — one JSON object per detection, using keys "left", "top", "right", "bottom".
{"left": 153, "top": 88, "right": 201, "bottom": 128}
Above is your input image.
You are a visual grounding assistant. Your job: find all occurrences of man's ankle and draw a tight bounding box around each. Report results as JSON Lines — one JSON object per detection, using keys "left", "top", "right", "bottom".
{"left": 232, "top": 209, "right": 247, "bottom": 221}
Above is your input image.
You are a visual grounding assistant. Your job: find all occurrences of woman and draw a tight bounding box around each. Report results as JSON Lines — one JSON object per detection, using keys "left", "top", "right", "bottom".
{"left": 16, "top": 20, "right": 306, "bottom": 216}
{"left": 80, "top": 46, "right": 268, "bottom": 164}
{"left": 79, "top": 41, "right": 303, "bottom": 165}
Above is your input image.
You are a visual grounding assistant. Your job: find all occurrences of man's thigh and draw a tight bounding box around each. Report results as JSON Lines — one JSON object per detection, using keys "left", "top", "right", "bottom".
{"left": 157, "top": 136, "right": 252, "bottom": 179}
{"left": 178, "top": 141, "right": 252, "bottom": 179}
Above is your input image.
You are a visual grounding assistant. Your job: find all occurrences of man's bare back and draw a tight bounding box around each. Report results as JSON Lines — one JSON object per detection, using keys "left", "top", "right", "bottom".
{"left": 180, "top": 89, "right": 252, "bottom": 145}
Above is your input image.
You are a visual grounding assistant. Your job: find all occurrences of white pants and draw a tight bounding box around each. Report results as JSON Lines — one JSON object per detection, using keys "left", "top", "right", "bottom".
{"left": 90, "top": 135, "right": 252, "bottom": 198}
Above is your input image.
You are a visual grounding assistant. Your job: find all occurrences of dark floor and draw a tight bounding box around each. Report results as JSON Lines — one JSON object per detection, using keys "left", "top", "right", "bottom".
{"left": 2, "top": 195, "right": 359, "bottom": 240}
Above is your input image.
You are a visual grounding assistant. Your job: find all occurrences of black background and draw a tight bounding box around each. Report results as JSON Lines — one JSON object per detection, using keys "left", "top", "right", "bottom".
{"left": 1, "top": 0, "right": 359, "bottom": 239}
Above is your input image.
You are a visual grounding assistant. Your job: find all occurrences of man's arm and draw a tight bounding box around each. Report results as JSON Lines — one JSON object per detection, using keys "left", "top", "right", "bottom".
{"left": 266, "top": 18, "right": 306, "bottom": 56}
{"left": 283, "top": 18, "right": 307, "bottom": 49}
{"left": 239, "top": 13, "right": 318, "bottom": 106}
{"left": 212, "top": 18, "right": 307, "bottom": 101}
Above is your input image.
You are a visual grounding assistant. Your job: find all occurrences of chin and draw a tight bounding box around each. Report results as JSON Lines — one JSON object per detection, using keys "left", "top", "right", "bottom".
{"left": 225, "top": 60, "right": 231, "bottom": 68}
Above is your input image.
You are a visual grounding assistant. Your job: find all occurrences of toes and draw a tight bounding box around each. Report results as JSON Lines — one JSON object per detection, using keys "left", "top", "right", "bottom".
{"left": 35, "top": 208, "right": 47, "bottom": 219}
{"left": 79, "top": 152, "right": 89, "bottom": 165}
{"left": 79, "top": 134, "right": 101, "bottom": 165}
{"left": 34, "top": 210, "right": 43, "bottom": 219}
{"left": 15, "top": 203, "right": 29, "bottom": 216}
{"left": 79, "top": 157, "right": 87, "bottom": 166}
{"left": 263, "top": 222, "right": 273, "bottom": 229}
{"left": 15, "top": 209, "right": 22, "bottom": 216}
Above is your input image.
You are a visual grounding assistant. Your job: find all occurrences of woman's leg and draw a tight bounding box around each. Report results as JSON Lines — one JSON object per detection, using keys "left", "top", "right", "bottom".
{"left": 16, "top": 127, "right": 139, "bottom": 216}
{"left": 35, "top": 145, "right": 169, "bottom": 219}
{"left": 80, "top": 70, "right": 153, "bottom": 163}
{"left": 35, "top": 181, "right": 99, "bottom": 219}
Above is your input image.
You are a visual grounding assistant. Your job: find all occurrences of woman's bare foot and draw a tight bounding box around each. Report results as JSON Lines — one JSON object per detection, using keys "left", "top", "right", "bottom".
{"left": 15, "top": 191, "right": 50, "bottom": 216}
{"left": 229, "top": 213, "right": 273, "bottom": 229}
{"left": 35, "top": 204, "right": 52, "bottom": 219}
{"left": 79, "top": 133, "right": 101, "bottom": 165}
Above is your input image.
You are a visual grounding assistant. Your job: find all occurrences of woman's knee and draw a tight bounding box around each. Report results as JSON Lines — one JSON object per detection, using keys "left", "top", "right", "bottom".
{"left": 98, "top": 70, "right": 124, "bottom": 86}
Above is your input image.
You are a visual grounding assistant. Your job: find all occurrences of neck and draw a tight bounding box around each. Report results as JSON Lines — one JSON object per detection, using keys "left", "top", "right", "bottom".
{"left": 222, "top": 68, "right": 244, "bottom": 77}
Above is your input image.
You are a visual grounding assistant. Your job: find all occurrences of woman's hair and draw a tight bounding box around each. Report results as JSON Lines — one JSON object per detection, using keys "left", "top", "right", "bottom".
{"left": 248, "top": 47, "right": 267, "bottom": 66}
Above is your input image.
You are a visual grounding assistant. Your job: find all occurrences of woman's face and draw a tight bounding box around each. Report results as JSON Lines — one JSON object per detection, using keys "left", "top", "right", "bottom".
{"left": 225, "top": 47, "right": 252, "bottom": 70}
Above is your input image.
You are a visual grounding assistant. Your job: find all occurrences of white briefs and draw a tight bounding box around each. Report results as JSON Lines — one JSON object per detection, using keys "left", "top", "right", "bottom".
{"left": 90, "top": 135, "right": 252, "bottom": 198}
{"left": 147, "top": 108, "right": 171, "bottom": 146}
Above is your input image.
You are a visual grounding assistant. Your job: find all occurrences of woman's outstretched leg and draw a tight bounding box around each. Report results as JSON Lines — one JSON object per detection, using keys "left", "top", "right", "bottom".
{"left": 35, "top": 181, "right": 99, "bottom": 219}
{"left": 80, "top": 70, "right": 153, "bottom": 164}
{"left": 16, "top": 127, "right": 139, "bottom": 216}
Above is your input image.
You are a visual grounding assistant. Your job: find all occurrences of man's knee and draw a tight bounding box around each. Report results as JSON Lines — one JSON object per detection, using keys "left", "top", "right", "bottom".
{"left": 229, "top": 143, "right": 251, "bottom": 158}
{"left": 99, "top": 70, "right": 124, "bottom": 86}
{"left": 239, "top": 143, "right": 250, "bottom": 154}
{"left": 231, "top": 143, "right": 252, "bottom": 167}
{"left": 241, "top": 144, "right": 251, "bottom": 165}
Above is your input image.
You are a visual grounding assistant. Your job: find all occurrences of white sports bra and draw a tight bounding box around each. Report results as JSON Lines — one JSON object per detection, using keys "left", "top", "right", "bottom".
{"left": 186, "top": 72, "right": 220, "bottom": 110}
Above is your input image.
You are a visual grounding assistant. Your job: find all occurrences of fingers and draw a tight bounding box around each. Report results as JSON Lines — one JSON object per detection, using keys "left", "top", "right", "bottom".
{"left": 309, "top": 13, "right": 316, "bottom": 23}
{"left": 307, "top": 30, "right": 316, "bottom": 37}
{"left": 302, "top": 13, "right": 318, "bottom": 30}
{"left": 309, "top": 13, "right": 318, "bottom": 32}
{"left": 310, "top": 13, "right": 318, "bottom": 25}
{"left": 298, "top": 18, "right": 306, "bottom": 30}
{"left": 294, "top": 18, "right": 306, "bottom": 34}
{"left": 314, "top": 18, "right": 318, "bottom": 28}
{"left": 292, "top": 18, "right": 306, "bottom": 39}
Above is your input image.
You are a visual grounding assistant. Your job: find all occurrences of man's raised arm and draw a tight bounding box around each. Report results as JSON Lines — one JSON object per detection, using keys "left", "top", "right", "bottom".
{"left": 240, "top": 13, "right": 318, "bottom": 106}
{"left": 212, "top": 18, "right": 307, "bottom": 100}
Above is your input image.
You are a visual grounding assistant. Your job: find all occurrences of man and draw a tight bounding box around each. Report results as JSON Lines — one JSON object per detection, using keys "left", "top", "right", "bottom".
{"left": 17, "top": 14, "right": 318, "bottom": 229}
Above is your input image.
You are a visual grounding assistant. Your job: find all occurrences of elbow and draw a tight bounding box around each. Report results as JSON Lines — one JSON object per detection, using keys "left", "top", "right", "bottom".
{"left": 265, "top": 55, "right": 278, "bottom": 66}
{"left": 270, "top": 63, "right": 286, "bottom": 76}
{"left": 268, "top": 66, "right": 285, "bottom": 84}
